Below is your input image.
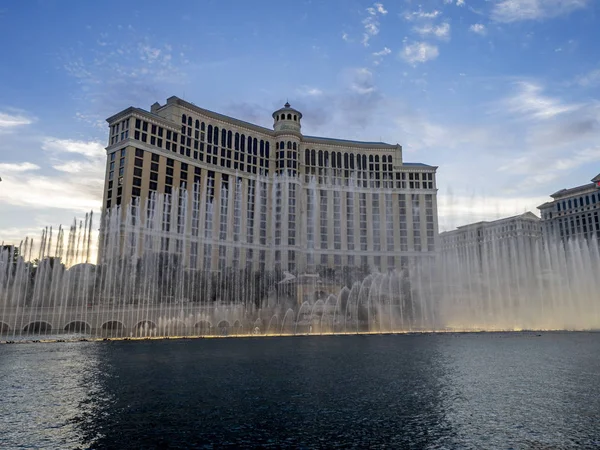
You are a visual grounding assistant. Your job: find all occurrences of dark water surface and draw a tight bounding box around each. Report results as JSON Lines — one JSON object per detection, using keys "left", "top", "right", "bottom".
{"left": 1, "top": 333, "right": 599, "bottom": 449}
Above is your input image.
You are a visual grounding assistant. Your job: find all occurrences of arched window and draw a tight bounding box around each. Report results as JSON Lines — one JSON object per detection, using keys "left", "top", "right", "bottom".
{"left": 344, "top": 153, "right": 349, "bottom": 169}
{"left": 253, "top": 138, "right": 258, "bottom": 155}
{"left": 195, "top": 120, "right": 200, "bottom": 129}
{"left": 382, "top": 155, "right": 387, "bottom": 163}
{"left": 280, "top": 141, "right": 284, "bottom": 150}
{"left": 287, "top": 113, "right": 292, "bottom": 120}
{"left": 221, "top": 129, "right": 227, "bottom": 147}
{"left": 241, "top": 134, "right": 246, "bottom": 152}
{"left": 207, "top": 125, "right": 213, "bottom": 143}
{"left": 292, "top": 142, "right": 296, "bottom": 150}
{"left": 374, "top": 155, "right": 379, "bottom": 163}
{"left": 276, "top": 115, "right": 279, "bottom": 121}
{"left": 311, "top": 149, "right": 316, "bottom": 166}
{"left": 235, "top": 132, "right": 240, "bottom": 150}
{"left": 318, "top": 150, "right": 323, "bottom": 166}
{"left": 337, "top": 152, "right": 342, "bottom": 168}
{"left": 363, "top": 155, "right": 367, "bottom": 169}
{"left": 287, "top": 141, "right": 291, "bottom": 150}
{"left": 182, "top": 114, "right": 187, "bottom": 124}
{"left": 369, "top": 155, "right": 374, "bottom": 163}
{"left": 265, "top": 142, "right": 270, "bottom": 159}
{"left": 214, "top": 126, "right": 219, "bottom": 146}
{"left": 356, "top": 154, "right": 361, "bottom": 170}
{"left": 293, "top": 114, "right": 297, "bottom": 121}
{"left": 247, "top": 136, "right": 253, "bottom": 154}
{"left": 276, "top": 141, "right": 279, "bottom": 150}
{"left": 305, "top": 149, "right": 310, "bottom": 165}
{"left": 349, "top": 154, "right": 355, "bottom": 169}
{"left": 187, "top": 117, "right": 192, "bottom": 126}
{"left": 260, "top": 140, "right": 265, "bottom": 157}
{"left": 201, "top": 122, "right": 205, "bottom": 131}
{"left": 227, "top": 130, "right": 232, "bottom": 148}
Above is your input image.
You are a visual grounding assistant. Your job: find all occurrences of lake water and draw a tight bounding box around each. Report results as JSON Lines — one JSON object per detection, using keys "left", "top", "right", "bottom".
{"left": 1, "top": 333, "right": 599, "bottom": 449}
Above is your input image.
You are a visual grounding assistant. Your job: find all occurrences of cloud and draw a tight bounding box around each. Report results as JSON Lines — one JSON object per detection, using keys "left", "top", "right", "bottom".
{"left": 367, "top": 3, "right": 388, "bottom": 15}
{"left": 400, "top": 42, "right": 440, "bottom": 65}
{"left": 469, "top": 23, "right": 487, "bottom": 35}
{"left": 491, "top": 0, "right": 589, "bottom": 23}
{"left": 0, "top": 162, "right": 40, "bottom": 173}
{"left": 297, "top": 86, "right": 324, "bottom": 97}
{"left": 373, "top": 47, "right": 392, "bottom": 57}
{"left": 347, "top": 68, "right": 376, "bottom": 95}
{"left": 342, "top": 32, "right": 350, "bottom": 42}
{"left": 42, "top": 138, "right": 105, "bottom": 159}
{"left": 0, "top": 111, "right": 35, "bottom": 131}
{"left": 576, "top": 69, "right": 600, "bottom": 87}
{"left": 413, "top": 22, "right": 451, "bottom": 40}
{"left": 362, "top": 2, "right": 388, "bottom": 46}
{"left": 403, "top": 9, "right": 442, "bottom": 21}
{"left": 456, "top": 0, "right": 465, "bottom": 6}
{"left": 500, "top": 81, "right": 583, "bottom": 121}
{"left": 0, "top": 138, "right": 105, "bottom": 214}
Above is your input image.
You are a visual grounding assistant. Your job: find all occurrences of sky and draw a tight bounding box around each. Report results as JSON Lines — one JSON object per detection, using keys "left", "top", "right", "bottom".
{"left": 1, "top": 0, "right": 600, "bottom": 246}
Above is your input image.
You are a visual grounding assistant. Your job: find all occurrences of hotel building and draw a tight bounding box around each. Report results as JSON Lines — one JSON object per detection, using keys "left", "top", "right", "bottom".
{"left": 439, "top": 212, "right": 542, "bottom": 272}
{"left": 101, "top": 96, "right": 439, "bottom": 273}
{"left": 538, "top": 173, "right": 600, "bottom": 242}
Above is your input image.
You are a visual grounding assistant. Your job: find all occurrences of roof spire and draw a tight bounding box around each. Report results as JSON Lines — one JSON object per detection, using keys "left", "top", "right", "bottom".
{"left": 284, "top": 99, "right": 290, "bottom": 108}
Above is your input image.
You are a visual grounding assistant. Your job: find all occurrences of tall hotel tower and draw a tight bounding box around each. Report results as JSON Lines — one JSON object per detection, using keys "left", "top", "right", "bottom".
{"left": 102, "top": 97, "right": 439, "bottom": 273}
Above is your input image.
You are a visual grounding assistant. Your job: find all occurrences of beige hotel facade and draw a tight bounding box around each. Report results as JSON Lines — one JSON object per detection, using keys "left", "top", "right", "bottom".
{"left": 101, "top": 96, "right": 439, "bottom": 273}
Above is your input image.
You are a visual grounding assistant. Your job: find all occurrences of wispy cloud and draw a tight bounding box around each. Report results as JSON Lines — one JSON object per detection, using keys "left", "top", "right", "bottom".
{"left": 42, "top": 138, "right": 105, "bottom": 159}
{"left": 413, "top": 22, "right": 451, "bottom": 40}
{"left": 403, "top": 9, "right": 442, "bottom": 21}
{"left": 469, "top": 23, "right": 487, "bottom": 35}
{"left": 0, "top": 138, "right": 104, "bottom": 213}
{"left": 400, "top": 41, "right": 440, "bottom": 65}
{"left": 491, "top": 0, "right": 589, "bottom": 23}
{"left": 297, "top": 86, "right": 324, "bottom": 97}
{"left": 0, "top": 162, "right": 40, "bottom": 172}
{"left": 576, "top": 68, "right": 600, "bottom": 87}
{"left": 0, "top": 111, "right": 35, "bottom": 131}
{"left": 500, "top": 81, "right": 583, "bottom": 121}
{"left": 362, "top": 2, "right": 388, "bottom": 46}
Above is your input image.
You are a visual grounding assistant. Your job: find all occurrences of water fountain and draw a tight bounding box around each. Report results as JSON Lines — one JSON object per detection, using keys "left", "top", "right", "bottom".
{"left": 1, "top": 179, "right": 600, "bottom": 342}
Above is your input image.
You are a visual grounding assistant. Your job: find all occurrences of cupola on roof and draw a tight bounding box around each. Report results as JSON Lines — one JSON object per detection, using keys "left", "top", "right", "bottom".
{"left": 272, "top": 101, "right": 302, "bottom": 133}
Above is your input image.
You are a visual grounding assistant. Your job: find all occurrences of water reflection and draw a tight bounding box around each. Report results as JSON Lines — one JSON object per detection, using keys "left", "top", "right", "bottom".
{"left": 1, "top": 334, "right": 600, "bottom": 448}
{"left": 0, "top": 342, "right": 105, "bottom": 448}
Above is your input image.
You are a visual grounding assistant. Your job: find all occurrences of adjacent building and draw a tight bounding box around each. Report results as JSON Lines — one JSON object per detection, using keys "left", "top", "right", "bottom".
{"left": 439, "top": 212, "right": 542, "bottom": 271}
{"left": 538, "top": 173, "right": 600, "bottom": 242}
{"left": 101, "top": 96, "right": 439, "bottom": 273}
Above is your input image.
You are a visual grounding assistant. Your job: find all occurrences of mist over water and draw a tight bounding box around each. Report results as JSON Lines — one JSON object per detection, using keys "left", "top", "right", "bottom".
{"left": 1, "top": 179, "right": 599, "bottom": 340}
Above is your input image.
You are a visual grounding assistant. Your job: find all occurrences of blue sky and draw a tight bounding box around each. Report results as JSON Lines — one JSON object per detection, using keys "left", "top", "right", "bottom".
{"left": 1, "top": 0, "right": 600, "bottom": 244}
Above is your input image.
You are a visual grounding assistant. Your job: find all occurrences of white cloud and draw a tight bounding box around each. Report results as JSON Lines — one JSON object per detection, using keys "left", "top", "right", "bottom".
{"left": 501, "top": 81, "right": 583, "bottom": 121}
{"left": 42, "top": 138, "right": 105, "bottom": 159}
{"left": 349, "top": 68, "right": 376, "bottom": 95}
{"left": 0, "top": 112, "right": 34, "bottom": 131}
{"left": 413, "top": 22, "right": 451, "bottom": 40}
{"left": 0, "top": 162, "right": 40, "bottom": 173}
{"left": 403, "top": 9, "right": 442, "bottom": 21}
{"left": 469, "top": 23, "right": 487, "bottom": 35}
{"left": 342, "top": 32, "right": 350, "bottom": 42}
{"left": 400, "top": 42, "right": 440, "bottom": 65}
{"left": 297, "top": 86, "right": 324, "bottom": 97}
{"left": 373, "top": 47, "right": 392, "bottom": 57}
{"left": 456, "top": 0, "right": 465, "bottom": 6}
{"left": 492, "top": 0, "right": 588, "bottom": 23}
{"left": 0, "top": 138, "right": 105, "bottom": 214}
{"left": 576, "top": 69, "right": 600, "bottom": 87}
{"left": 361, "top": 2, "right": 389, "bottom": 46}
